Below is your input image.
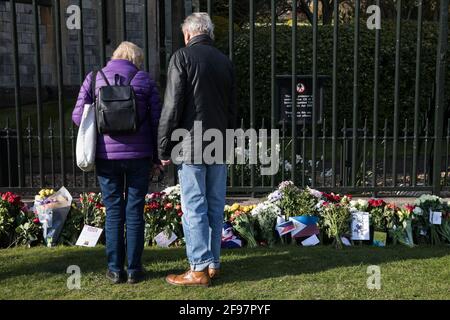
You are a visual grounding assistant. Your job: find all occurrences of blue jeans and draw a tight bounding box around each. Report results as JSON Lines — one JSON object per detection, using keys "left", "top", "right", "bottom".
{"left": 96, "top": 158, "right": 150, "bottom": 274}
{"left": 177, "top": 164, "right": 227, "bottom": 271}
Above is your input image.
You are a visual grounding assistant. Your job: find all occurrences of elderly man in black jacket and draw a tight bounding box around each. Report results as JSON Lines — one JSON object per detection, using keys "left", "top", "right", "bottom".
{"left": 158, "top": 12, "right": 236, "bottom": 287}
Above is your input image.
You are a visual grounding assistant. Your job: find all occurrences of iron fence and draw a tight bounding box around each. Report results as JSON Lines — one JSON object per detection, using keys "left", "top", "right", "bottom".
{"left": 0, "top": 0, "right": 449, "bottom": 196}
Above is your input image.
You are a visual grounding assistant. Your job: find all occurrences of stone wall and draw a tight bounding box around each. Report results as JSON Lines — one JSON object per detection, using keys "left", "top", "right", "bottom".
{"left": 0, "top": 0, "right": 158, "bottom": 94}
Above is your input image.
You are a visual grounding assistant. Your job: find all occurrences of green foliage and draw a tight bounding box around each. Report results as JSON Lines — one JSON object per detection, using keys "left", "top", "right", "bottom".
{"left": 216, "top": 21, "right": 448, "bottom": 128}
{"left": 321, "top": 204, "right": 351, "bottom": 249}
{"left": 59, "top": 205, "right": 84, "bottom": 246}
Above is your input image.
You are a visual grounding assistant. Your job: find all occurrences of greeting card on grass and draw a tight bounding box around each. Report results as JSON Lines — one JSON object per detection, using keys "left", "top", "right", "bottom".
{"left": 301, "top": 234, "right": 320, "bottom": 246}
{"left": 429, "top": 210, "right": 442, "bottom": 225}
{"left": 154, "top": 231, "right": 177, "bottom": 248}
{"left": 373, "top": 231, "right": 387, "bottom": 247}
{"left": 351, "top": 212, "right": 370, "bottom": 240}
{"left": 76, "top": 225, "right": 103, "bottom": 247}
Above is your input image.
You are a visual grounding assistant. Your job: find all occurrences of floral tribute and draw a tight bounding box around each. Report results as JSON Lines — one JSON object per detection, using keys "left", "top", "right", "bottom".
{"left": 144, "top": 185, "right": 184, "bottom": 246}
{"left": 0, "top": 192, "right": 40, "bottom": 248}
{"left": 1, "top": 182, "right": 449, "bottom": 250}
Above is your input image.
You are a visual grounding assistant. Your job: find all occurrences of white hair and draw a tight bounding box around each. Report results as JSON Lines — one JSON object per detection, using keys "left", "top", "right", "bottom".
{"left": 181, "top": 12, "right": 215, "bottom": 40}
{"left": 112, "top": 41, "right": 144, "bottom": 68}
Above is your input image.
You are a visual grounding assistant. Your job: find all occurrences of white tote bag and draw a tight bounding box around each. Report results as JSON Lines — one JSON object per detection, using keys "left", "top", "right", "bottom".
{"left": 76, "top": 104, "right": 97, "bottom": 172}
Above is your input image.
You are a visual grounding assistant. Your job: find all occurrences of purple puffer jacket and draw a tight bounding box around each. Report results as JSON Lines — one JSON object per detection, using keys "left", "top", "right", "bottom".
{"left": 72, "top": 59, "right": 161, "bottom": 162}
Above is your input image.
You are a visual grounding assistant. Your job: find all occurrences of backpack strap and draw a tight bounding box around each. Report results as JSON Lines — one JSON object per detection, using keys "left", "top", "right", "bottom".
{"left": 91, "top": 70, "right": 97, "bottom": 103}
{"left": 126, "top": 69, "right": 139, "bottom": 86}
{"left": 98, "top": 70, "right": 111, "bottom": 86}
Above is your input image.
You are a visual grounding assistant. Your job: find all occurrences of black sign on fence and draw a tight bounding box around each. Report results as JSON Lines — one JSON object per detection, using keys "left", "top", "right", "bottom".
{"left": 276, "top": 75, "right": 329, "bottom": 125}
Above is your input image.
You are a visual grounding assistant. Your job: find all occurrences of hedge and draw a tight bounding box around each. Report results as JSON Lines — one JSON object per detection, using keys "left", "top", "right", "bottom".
{"left": 215, "top": 21, "right": 449, "bottom": 131}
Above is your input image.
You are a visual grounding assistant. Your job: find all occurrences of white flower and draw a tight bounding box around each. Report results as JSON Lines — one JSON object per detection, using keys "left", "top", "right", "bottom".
{"left": 296, "top": 154, "right": 303, "bottom": 164}
{"left": 284, "top": 160, "right": 292, "bottom": 172}
{"left": 251, "top": 201, "right": 281, "bottom": 216}
{"left": 357, "top": 199, "right": 369, "bottom": 210}
{"left": 162, "top": 185, "right": 181, "bottom": 197}
{"left": 413, "top": 206, "right": 423, "bottom": 216}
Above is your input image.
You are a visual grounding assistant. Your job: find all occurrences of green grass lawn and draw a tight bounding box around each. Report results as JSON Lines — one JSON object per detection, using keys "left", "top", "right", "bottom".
{"left": 0, "top": 245, "right": 449, "bottom": 300}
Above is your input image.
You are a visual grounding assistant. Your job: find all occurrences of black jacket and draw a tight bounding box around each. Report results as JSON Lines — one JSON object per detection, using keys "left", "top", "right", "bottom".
{"left": 157, "top": 34, "right": 237, "bottom": 162}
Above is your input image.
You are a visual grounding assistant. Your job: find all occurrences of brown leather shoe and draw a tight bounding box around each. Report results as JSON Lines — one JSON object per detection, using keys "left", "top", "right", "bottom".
{"left": 165, "top": 269, "right": 211, "bottom": 287}
{"left": 208, "top": 268, "right": 220, "bottom": 279}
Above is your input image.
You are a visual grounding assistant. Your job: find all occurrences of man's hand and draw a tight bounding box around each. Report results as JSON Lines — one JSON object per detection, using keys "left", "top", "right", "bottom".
{"left": 161, "top": 160, "right": 172, "bottom": 167}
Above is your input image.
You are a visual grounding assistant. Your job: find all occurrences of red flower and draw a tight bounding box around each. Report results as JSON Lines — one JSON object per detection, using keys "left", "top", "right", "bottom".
{"left": 95, "top": 203, "right": 104, "bottom": 210}
{"left": 345, "top": 194, "right": 353, "bottom": 200}
{"left": 175, "top": 204, "right": 182, "bottom": 211}
{"left": 33, "top": 218, "right": 40, "bottom": 224}
{"left": 368, "top": 198, "right": 386, "bottom": 208}
{"left": 177, "top": 211, "right": 183, "bottom": 217}
{"left": 164, "top": 202, "right": 174, "bottom": 211}
{"left": 1, "top": 192, "right": 23, "bottom": 207}
{"left": 323, "top": 193, "right": 341, "bottom": 203}
{"left": 148, "top": 201, "right": 160, "bottom": 210}
{"left": 404, "top": 204, "right": 414, "bottom": 213}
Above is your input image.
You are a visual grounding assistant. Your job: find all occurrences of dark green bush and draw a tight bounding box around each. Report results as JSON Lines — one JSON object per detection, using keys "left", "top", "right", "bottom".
{"left": 216, "top": 21, "right": 449, "bottom": 131}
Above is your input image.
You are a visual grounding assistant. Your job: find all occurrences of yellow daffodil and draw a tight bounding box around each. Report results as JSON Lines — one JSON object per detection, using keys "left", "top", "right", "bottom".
{"left": 230, "top": 203, "right": 240, "bottom": 212}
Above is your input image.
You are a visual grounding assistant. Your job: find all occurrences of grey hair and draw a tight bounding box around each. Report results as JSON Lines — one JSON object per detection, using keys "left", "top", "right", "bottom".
{"left": 181, "top": 12, "right": 215, "bottom": 40}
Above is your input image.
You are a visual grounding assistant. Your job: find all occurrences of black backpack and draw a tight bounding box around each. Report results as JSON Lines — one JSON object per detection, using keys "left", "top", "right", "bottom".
{"left": 92, "top": 70, "right": 140, "bottom": 135}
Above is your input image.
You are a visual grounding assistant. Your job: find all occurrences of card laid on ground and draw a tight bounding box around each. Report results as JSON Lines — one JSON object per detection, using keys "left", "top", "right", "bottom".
{"left": 429, "top": 210, "right": 442, "bottom": 225}
{"left": 373, "top": 231, "right": 387, "bottom": 247}
{"left": 341, "top": 237, "right": 352, "bottom": 246}
{"left": 154, "top": 231, "right": 177, "bottom": 248}
{"left": 75, "top": 225, "right": 103, "bottom": 247}
{"left": 301, "top": 234, "right": 320, "bottom": 246}
{"left": 351, "top": 211, "right": 370, "bottom": 240}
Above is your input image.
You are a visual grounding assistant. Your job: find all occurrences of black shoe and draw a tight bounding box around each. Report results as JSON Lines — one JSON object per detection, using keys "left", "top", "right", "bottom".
{"left": 106, "top": 270, "right": 127, "bottom": 284}
{"left": 127, "top": 270, "right": 146, "bottom": 284}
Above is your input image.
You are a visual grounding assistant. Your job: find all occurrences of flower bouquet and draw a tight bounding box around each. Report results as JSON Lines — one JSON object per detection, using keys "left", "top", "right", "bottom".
{"left": 414, "top": 195, "right": 448, "bottom": 245}
{"left": 59, "top": 203, "right": 84, "bottom": 245}
{"left": 230, "top": 209, "right": 258, "bottom": 248}
{"left": 144, "top": 185, "right": 184, "bottom": 246}
{"left": 79, "top": 192, "right": 105, "bottom": 229}
{"left": 388, "top": 205, "right": 415, "bottom": 247}
{"left": 319, "top": 201, "right": 351, "bottom": 249}
{"left": 367, "top": 199, "right": 388, "bottom": 232}
{"left": 251, "top": 201, "right": 281, "bottom": 246}
{"left": 0, "top": 192, "right": 40, "bottom": 248}
{"left": 33, "top": 187, "right": 73, "bottom": 247}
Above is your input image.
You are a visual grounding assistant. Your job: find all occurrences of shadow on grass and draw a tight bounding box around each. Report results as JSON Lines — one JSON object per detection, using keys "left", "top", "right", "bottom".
{"left": 0, "top": 245, "right": 449, "bottom": 283}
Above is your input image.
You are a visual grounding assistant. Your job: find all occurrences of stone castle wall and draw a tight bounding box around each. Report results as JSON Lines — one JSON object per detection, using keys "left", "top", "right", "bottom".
{"left": 0, "top": 0, "right": 151, "bottom": 91}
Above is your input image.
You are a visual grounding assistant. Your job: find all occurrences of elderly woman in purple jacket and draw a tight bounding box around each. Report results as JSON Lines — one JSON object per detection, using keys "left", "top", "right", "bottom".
{"left": 72, "top": 42, "right": 162, "bottom": 284}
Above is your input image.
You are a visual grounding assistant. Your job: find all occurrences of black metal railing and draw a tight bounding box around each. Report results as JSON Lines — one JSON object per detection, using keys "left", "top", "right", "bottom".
{"left": 0, "top": 0, "right": 449, "bottom": 196}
